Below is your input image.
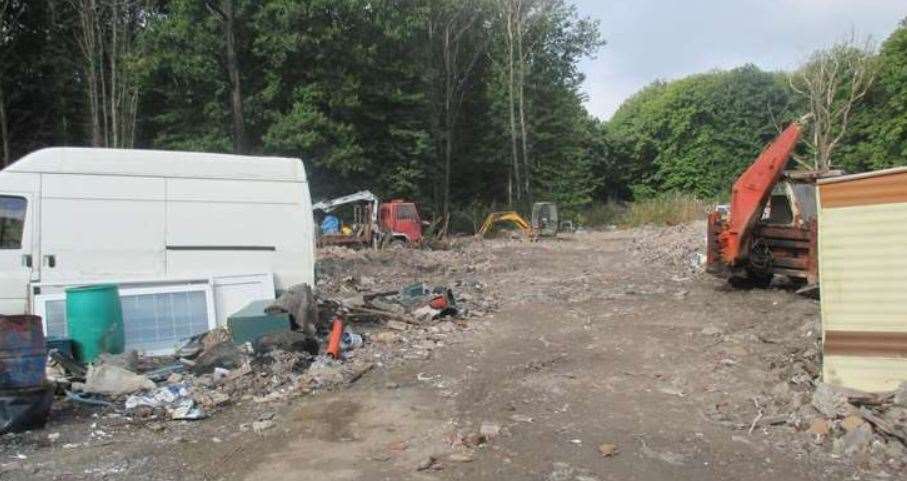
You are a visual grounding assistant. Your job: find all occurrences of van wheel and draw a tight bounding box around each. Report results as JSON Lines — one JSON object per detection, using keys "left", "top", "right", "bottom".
{"left": 390, "top": 239, "right": 406, "bottom": 249}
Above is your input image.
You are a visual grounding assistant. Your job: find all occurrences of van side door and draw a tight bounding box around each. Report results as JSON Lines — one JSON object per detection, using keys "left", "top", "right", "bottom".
{"left": 0, "top": 192, "right": 37, "bottom": 314}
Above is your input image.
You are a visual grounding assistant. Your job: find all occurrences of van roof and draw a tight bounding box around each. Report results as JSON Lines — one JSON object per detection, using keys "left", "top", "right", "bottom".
{"left": 5, "top": 147, "right": 307, "bottom": 182}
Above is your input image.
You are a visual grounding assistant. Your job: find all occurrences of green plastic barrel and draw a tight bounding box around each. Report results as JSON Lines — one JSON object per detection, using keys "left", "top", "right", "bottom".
{"left": 65, "top": 284, "right": 125, "bottom": 363}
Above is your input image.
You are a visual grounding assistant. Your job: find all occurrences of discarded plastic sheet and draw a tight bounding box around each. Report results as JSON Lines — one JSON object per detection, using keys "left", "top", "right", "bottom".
{"left": 143, "top": 364, "right": 186, "bottom": 382}
{"left": 65, "top": 390, "right": 113, "bottom": 407}
{"left": 73, "top": 364, "right": 155, "bottom": 396}
{"left": 125, "top": 384, "right": 190, "bottom": 410}
{"left": 168, "top": 399, "right": 207, "bottom": 420}
{"left": 125, "top": 384, "right": 207, "bottom": 420}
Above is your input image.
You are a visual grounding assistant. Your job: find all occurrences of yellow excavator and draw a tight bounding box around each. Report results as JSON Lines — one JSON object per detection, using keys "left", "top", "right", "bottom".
{"left": 476, "top": 211, "right": 535, "bottom": 239}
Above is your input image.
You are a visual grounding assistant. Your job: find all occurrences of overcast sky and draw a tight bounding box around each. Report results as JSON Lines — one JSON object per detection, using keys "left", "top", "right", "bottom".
{"left": 575, "top": 0, "right": 906, "bottom": 119}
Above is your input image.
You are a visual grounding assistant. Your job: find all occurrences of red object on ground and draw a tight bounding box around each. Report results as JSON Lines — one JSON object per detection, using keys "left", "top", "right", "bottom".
{"left": 326, "top": 317, "right": 343, "bottom": 359}
{"left": 429, "top": 295, "right": 448, "bottom": 310}
{"left": 718, "top": 122, "right": 802, "bottom": 265}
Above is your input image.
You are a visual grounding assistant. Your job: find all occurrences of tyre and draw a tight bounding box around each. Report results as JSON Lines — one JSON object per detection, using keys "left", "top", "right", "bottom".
{"left": 729, "top": 269, "right": 773, "bottom": 289}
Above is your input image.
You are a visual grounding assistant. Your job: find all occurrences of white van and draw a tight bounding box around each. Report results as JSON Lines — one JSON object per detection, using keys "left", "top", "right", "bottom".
{"left": 0, "top": 147, "right": 315, "bottom": 315}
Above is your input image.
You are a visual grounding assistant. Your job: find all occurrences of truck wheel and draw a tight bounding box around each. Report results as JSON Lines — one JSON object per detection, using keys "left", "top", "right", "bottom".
{"left": 729, "top": 270, "right": 773, "bottom": 289}
{"left": 748, "top": 271, "right": 774, "bottom": 288}
{"left": 390, "top": 239, "right": 406, "bottom": 249}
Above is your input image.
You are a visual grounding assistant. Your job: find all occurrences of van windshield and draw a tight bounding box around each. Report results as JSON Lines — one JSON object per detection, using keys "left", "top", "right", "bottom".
{"left": 0, "top": 196, "right": 26, "bottom": 249}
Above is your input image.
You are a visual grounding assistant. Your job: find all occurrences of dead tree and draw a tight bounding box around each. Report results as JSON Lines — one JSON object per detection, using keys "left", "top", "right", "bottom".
{"left": 205, "top": 0, "right": 247, "bottom": 154}
{"left": 790, "top": 37, "right": 877, "bottom": 171}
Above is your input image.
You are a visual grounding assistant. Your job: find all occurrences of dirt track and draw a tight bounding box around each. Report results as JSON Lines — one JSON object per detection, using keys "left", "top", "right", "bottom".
{"left": 4, "top": 228, "right": 875, "bottom": 480}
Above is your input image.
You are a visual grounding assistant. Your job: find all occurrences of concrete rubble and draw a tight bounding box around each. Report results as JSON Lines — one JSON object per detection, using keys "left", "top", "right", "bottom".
{"left": 626, "top": 221, "right": 707, "bottom": 275}
{"left": 4, "top": 241, "right": 500, "bottom": 468}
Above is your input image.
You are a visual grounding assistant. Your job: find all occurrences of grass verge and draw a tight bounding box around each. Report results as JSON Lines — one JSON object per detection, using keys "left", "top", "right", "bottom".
{"left": 580, "top": 192, "right": 712, "bottom": 228}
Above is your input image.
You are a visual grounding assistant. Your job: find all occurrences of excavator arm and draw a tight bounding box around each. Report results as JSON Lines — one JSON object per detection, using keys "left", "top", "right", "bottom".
{"left": 476, "top": 211, "right": 535, "bottom": 239}
{"left": 715, "top": 121, "right": 803, "bottom": 266}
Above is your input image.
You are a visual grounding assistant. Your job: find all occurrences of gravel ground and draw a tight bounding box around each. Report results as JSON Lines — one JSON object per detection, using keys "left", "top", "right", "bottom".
{"left": 1, "top": 226, "right": 903, "bottom": 481}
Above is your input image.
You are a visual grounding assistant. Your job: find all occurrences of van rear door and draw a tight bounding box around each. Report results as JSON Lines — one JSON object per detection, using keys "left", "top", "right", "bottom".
{"left": 0, "top": 192, "right": 37, "bottom": 314}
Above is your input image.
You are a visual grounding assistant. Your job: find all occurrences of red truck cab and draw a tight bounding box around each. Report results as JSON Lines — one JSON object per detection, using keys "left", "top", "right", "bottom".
{"left": 379, "top": 200, "right": 423, "bottom": 245}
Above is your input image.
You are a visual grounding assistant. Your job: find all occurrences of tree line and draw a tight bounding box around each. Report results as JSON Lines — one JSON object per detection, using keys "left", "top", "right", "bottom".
{"left": 602, "top": 20, "right": 907, "bottom": 201}
{"left": 0, "top": 0, "right": 603, "bottom": 227}
{"left": 1, "top": 2, "right": 904, "bottom": 226}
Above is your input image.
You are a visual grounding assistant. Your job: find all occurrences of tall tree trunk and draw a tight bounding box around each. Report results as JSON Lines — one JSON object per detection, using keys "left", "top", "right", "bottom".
{"left": 95, "top": 1, "right": 109, "bottom": 147}
{"left": 110, "top": 0, "right": 118, "bottom": 147}
{"left": 0, "top": 83, "right": 8, "bottom": 167}
{"left": 505, "top": 1, "right": 521, "bottom": 204}
{"left": 515, "top": 3, "right": 530, "bottom": 199}
{"left": 76, "top": 0, "right": 103, "bottom": 147}
{"left": 442, "top": 28, "right": 453, "bottom": 221}
{"left": 0, "top": 0, "right": 7, "bottom": 165}
{"left": 88, "top": 59, "right": 102, "bottom": 146}
{"left": 427, "top": 2, "right": 485, "bottom": 224}
{"left": 223, "top": 0, "right": 246, "bottom": 154}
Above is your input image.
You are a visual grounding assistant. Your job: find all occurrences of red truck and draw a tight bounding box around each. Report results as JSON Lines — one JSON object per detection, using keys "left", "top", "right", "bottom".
{"left": 313, "top": 191, "right": 424, "bottom": 248}
{"left": 378, "top": 199, "right": 423, "bottom": 246}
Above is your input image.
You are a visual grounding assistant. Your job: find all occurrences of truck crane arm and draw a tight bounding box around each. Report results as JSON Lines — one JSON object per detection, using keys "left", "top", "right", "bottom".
{"left": 716, "top": 121, "right": 803, "bottom": 266}
{"left": 312, "top": 190, "right": 379, "bottom": 213}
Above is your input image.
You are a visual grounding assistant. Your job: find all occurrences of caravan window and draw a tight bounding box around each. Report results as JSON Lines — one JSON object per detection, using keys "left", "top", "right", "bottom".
{"left": 0, "top": 196, "right": 26, "bottom": 249}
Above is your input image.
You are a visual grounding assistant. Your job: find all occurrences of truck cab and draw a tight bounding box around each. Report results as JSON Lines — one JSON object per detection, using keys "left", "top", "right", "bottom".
{"left": 378, "top": 200, "right": 423, "bottom": 245}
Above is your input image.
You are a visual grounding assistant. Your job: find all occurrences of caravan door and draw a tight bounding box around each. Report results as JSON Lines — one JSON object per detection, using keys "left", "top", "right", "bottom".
{"left": 0, "top": 191, "right": 38, "bottom": 314}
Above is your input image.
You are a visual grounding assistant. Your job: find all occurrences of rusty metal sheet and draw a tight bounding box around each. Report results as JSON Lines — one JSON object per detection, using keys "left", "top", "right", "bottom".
{"left": 752, "top": 225, "right": 812, "bottom": 240}
{"left": 819, "top": 169, "right": 907, "bottom": 208}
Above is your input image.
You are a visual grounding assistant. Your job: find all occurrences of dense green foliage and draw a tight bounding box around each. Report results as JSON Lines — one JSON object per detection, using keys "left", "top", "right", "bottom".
{"left": 602, "top": 66, "right": 796, "bottom": 199}
{"left": 601, "top": 21, "right": 907, "bottom": 200}
{"left": 0, "top": 1, "right": 85, "bottom": 158}
{"left": 0, "top": 0, "right": 604, "bottom": 219}
{"left": 1, "top": 2, "right": 905, "bottom": 223}
{"left": 835, "top": 21, "right": 907, "bottom": 172}
{"left": 138, "top": 0, "right": 438, "bottom": 198}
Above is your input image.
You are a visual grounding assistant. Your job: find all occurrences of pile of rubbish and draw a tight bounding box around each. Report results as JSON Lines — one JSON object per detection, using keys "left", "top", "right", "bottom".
{"left": 18, "top": 275, "right": 475, "bottom": 433}
{"left": 626, "top": 221, "right": 706, "bottom": 275}
{"left": 316, "top": 245, "right": 500, "bottom": 320}
{"left": 46, "top": 326, "right": 371, "bottom": 425}
{"left": 327, "top": 281, "right": 462, "bottom": 324}
{"left": 742, "top": 315, "right": 907, "bottom": 471}
{"left": 795, "top": 382, "right": 907, "bottom": 469}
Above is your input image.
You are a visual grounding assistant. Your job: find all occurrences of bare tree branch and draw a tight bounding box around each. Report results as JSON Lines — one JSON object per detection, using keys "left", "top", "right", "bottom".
{"left": 789, "top": 35, "right": 877, "bottom": 171}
